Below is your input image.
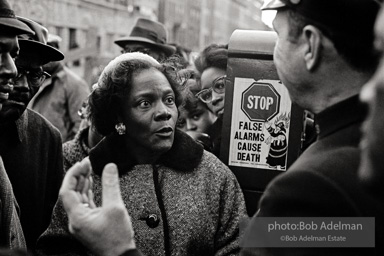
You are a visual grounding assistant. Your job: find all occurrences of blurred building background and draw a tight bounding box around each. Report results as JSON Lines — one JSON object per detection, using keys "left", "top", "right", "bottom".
{"left": 8, "top": 0, "right": 269, "bottom": 85}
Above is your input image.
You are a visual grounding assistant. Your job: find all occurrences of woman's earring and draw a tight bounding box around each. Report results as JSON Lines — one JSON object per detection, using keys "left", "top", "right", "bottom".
{"left": 115, "top": 123, "right": 126, "bottom": 135}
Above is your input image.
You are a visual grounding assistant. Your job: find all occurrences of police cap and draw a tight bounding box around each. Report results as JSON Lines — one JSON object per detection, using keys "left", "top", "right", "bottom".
{"left": 261, "top": 0, "right": 381, "bottom": 37}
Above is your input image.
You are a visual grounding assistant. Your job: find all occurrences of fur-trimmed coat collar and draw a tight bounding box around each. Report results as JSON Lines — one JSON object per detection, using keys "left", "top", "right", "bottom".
{"left": 89, "top": 130, "right": 204, "bottom": 176}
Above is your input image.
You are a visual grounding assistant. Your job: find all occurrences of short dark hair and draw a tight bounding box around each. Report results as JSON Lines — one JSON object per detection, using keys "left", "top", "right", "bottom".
{"left": 180, "top": 78, "right": 203, "bottom": 112}
{"left": 181, "top": 90, "right": 199, "bottom": 112}
{"left": 88, "top": 55, "right": 183, "bottom": 136}
{"left": 286, "top": 8, "right": 379, "bottom": 72}
{"left": 194, "top": 44, "right": 228, "bottom": 73}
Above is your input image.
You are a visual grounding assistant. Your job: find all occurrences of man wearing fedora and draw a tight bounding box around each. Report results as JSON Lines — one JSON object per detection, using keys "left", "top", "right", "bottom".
{"left": 0, "top": 16, "right": 65, "bottom": 251}
{"left": 0, "top": 0, "right": 35, "bottom": 251}
{"left": 114, "top": 18, "right": 176, "bottom": 62}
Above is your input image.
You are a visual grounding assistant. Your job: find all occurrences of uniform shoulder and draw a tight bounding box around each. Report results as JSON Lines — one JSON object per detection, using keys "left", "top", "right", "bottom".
{"left": 289, "top": 146, "right": 360, "bottom": 179}
{"left": 258, "top": 147, "right": 364, "bottom": 217}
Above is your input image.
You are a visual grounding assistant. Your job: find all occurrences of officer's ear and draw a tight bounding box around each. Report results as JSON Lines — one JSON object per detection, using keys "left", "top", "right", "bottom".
{"left": 302, "top": 25, "right": 322, "bottom": 71}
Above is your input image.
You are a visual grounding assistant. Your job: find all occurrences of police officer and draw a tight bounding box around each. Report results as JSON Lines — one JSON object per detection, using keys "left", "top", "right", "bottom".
{"left": 241, "top": 0, "right": 384, "bottom": 255}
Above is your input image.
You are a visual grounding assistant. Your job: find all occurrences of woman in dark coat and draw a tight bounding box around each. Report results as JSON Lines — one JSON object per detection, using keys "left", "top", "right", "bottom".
{"left": 37, "top": 52, "right": 246, "bottom": 256}
{"left": 194, "top": 44, "right": 228, "bottom": 157}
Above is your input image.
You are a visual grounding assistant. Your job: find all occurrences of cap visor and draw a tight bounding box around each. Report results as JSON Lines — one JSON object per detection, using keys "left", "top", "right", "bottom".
{"left": 261, "top": 0, "right": 287, "bottom": 10}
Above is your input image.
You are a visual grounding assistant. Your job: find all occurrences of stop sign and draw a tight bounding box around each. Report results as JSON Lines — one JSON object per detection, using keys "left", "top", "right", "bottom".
{"left": 241, "top": 82, "right": 280, "bottom": 122}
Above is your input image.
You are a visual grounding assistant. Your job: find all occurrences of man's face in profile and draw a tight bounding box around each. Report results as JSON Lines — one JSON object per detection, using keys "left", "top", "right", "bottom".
{"left": 0, "top": 33, "right": 19, "bottom": 112}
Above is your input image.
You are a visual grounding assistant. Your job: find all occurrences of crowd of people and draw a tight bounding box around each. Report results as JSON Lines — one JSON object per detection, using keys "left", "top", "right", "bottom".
{"left": 0, "top": 0, "right": 384, "bottom": 255}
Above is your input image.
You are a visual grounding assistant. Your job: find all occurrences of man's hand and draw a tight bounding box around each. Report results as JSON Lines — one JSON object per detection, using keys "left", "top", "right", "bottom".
{"left": 60, "top": 158, "right": 136, "bottom": 256}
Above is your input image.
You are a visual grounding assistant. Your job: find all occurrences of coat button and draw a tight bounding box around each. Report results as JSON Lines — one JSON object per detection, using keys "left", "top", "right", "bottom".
{"left": 146, "top": 214, "right": 160, "bottom": 228}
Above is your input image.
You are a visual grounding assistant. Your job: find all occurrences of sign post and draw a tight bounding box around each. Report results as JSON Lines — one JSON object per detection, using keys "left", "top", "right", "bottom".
{"left": 220, "top": 30, "right": 304, "bottom": 215}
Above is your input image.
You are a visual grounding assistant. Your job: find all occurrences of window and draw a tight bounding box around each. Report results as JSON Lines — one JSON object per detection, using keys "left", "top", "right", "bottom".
{"left": 69, "top": 28, "right": 78, "bottom": 50}
{"left": 55, "top": 27, "right": 63, "bottom": 38}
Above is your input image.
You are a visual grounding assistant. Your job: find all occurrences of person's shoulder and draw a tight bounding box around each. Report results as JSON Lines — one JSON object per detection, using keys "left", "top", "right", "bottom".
{"left": 291, "top": 145, "right": 360, "bottom": 179}
{"left": 197, "top": 150, "right": 237, "bottom": 180}
{"left": 63, "top": 133, "right": 80, "bottom": 155}
{"left": 63, "top": 128, "right": 89, "bottom": 162}
{"left": 276, "top": 145, "right": 361, "bottom": 192}
{"left": 258, "top": 147, "right": 364, "bottom": 217}
{"left": 24, "top": 109, "right": 62, "bottom": 139}
{"left": 200, "top": 150, "right": 229, "bottom": 170}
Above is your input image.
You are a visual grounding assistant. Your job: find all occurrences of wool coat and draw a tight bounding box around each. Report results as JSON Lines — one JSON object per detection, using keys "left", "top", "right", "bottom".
{"left": 0, "top": 156, "right": 25, "bottom": 250}
{"left": 241, "top": 95, "right": 384, "bottom": 256}
{"left": 0, "top": 109, "right": 64, "bottom": 250}
{"left": 37, "top": 130, "right": 247, "bottom": 256}
{"left": 62, "top": 127, "right": 91, "bottom": 171}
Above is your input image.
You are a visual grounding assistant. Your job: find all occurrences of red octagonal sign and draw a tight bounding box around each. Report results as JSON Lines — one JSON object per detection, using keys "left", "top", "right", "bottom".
{"left": 241, "top": 82, "right": 281, "bottom": 122}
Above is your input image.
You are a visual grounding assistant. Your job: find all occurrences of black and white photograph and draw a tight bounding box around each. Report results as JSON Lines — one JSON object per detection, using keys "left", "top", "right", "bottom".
{"left": 0, "top": 0, "right": 383, "bottom": 255}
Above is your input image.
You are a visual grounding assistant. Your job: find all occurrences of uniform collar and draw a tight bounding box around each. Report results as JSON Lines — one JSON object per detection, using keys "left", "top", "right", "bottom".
{"left": 89, "top": 129, "right": 204, "bottom": 176}
{"left": 315, "top": 94, "right": 367, "bottom": 140}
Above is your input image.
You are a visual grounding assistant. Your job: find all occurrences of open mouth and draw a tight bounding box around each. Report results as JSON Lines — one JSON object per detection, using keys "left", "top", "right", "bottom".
{"left": 156, "top": 127, "right": 173, "bottom": 137}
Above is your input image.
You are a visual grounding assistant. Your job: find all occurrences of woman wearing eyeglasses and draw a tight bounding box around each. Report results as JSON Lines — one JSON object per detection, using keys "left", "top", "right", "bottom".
{"left": 175, "top": 70, "right": 217, "bottom": 152}
{"left": 194, "top": 44, "right": 229, "bottom": 157}
{"left": 37, "top": 52, "right": 246, "bottom": 256}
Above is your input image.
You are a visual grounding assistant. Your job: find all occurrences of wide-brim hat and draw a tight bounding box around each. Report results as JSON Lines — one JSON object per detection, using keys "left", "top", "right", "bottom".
{"left": 0, "top": 0, "right": 34, "bottom": 35}
{"left": 16, "top": 16, "right": 64, "bottom": 65}
{"left": 114, "top": 18, "right": 176, "bottom": 57}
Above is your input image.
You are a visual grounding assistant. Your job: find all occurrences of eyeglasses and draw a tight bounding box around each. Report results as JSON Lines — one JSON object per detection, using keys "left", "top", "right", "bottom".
{"left": 195, "top": 76, "right": 228, "bottom": 104}
{"left": 14, "top": 67, "right": 51, "bottom": 88}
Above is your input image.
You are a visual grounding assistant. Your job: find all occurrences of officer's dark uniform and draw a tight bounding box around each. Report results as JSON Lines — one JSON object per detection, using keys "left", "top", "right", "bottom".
{"left": 241, "top": 1, "right": 384, "bottom": 255}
